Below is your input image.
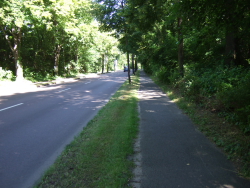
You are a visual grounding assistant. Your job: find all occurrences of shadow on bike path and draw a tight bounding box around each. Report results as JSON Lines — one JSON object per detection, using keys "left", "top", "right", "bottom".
{"left": 136, "top": 71, "right": 250, "bottom": 188}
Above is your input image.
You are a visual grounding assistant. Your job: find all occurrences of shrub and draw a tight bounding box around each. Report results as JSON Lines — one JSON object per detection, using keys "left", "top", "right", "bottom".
{"left": 0, "top": 68, "right": 14, "bottom": 80}
{"left": 24, "top": 68, "right": 55, "bottom": 82}
{"left": 154, "top": 66, "right": 172, "bottom": 84}
{"left": 217, "top": 71, "right": 250, "bottom": 133}
{"left": 158, "top": 65, "right": 250, "bottom": 134}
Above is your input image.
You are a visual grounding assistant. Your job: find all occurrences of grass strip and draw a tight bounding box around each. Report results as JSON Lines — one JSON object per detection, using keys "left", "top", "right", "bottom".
{"left": 152, "top": 76, "right": 250, "bottom": 178}
{"left": 35, "top": 72, "right": 140, "bottom": 188}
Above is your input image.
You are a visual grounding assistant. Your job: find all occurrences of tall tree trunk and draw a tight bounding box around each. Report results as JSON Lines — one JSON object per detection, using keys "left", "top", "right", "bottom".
{"left": 234, "top": 37, "right": 245, "bottom": 66}
{"left": 3, "top": 26, "right": 24, "bottom": 80}
{"left": 224, "top": 31, "right": 236, "bottom": 66}
{"left": 131, "top": 54, "right": 135, "bottom": 75}
{"left": 114, "top": 59, "right": 117, "bottom": 72}
{"left": 54, "top": 44, "right": 62, "bottom": 76}
{"left": 101, "top": 54, "right": 105, "bottom": 74}
{"left": 177, "top": 17, "right": 184, "bottom": 77}
{"left": 126, "top": 32, "right": 131, "bottom": 84}
{"left": 75, "top": 47, "right": 79, "bottom": 72}
{"left": 223, "top": 0, "right": 244, "bottom": 66}
{"left": 106, "top": 55, "right": 109, "bottom": 73}
{"left": 127, "top": 52, "right": 131, "bottom": 84}
{"left": 14, "top": 30, "right": 23, "bottom": 80}
{"left": 135, "top": 55, "right": 138, "bottom": 72}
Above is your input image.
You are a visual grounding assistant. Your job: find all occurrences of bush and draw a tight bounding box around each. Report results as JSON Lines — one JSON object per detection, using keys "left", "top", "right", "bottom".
{"left": 217, "top": 71, "right": 250, "bottom": 133}
{"left": 0, "top": 68, "right": 14, "bottom": 80}
{"left": 154, "top": 66, "right": 172, "bottom": 84}
{"left": 158, "top": 65, "right": 250, "bottom": 134}
{"left": 24, "top": 68, "right": 55, "bottom": 82}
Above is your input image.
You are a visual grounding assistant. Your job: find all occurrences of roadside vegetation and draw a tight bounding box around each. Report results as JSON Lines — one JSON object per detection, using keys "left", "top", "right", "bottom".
{"left": 35, "top": 72, "right": 140, "bottom": 188}
{"left": 0, "top": 0, "right": 127, "bottom": 82}
{"left": 153, "top": 69, "right": 250, "bottom": 178}
{"left": 94, "top": 0, "right": 250, "bottom": 178}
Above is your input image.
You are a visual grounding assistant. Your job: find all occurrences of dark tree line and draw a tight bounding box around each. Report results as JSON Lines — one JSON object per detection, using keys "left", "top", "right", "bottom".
{"left": 95, "top": 0, "right": 250, "bottom": 135}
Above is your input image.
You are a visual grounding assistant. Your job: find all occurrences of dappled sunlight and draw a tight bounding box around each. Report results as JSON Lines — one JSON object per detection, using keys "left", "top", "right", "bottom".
{"left": 98, "top": 76, "right": 127, "bottom": 83}
{"left": 117, "top": 94, "right": 131, "bottom": 101}
{"left": 0, "top": 72, "right": 116, "bottom": 98}
{"left": 59, "top": 91, "right": 96, "bottom": 108}
{"left": 0, "top": 81, "right": 64, "bottom": 98}
{"left": 219, "top": 185, "right": 235, "bottom": 188}
{"left": 171, "top": 97, "right": 181, "bottom": 103}
{"left": 41, "top": 73, "right": 126, "bottom": 109}
{"left": 0, "top": 72, "right": 124, "bottom": 98}
{"left": 145, "top": 110, "right": 155, "bottom": 113}
{"left": 138, "top": 89, "right": 173, "bottom": 104}
{"left": 138, "top": 73, "right": 178, "bottom": 108}
{"left": 0, "top": 72, "right": 128, "bottom": 116}
{"left": 54, "top": 78, "right": 78, "bottom": 83}
{"left": 91, "top": 99, "right": 108, "bottom": 103}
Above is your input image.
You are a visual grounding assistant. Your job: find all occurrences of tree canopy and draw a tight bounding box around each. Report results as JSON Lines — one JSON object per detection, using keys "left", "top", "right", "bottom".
{"left": 0, "top": 0, "right": 122, "bottom": 80}
{"left": 95, "top": 0, "right": 250, "bottom": 140}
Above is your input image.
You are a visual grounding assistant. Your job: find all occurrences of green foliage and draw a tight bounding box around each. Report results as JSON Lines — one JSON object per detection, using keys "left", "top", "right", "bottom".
{"left": 165, "top": 65, "right": 250, "bottom": 135}
{"left": 0, "top": 0, "right": 122, "bottom": 80}
{"left": 217, "top": 71, "right": 250, "bottom": 133}
{"left": 24, "top": 67, "right": 55, "bottom": 82}
{"left": 0, "top": 68, "right": 14, "bottom": 80}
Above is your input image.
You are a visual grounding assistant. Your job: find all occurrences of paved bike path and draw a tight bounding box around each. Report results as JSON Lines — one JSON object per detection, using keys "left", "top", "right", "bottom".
{"left": 138, "top": 71, "right": 250, "bottom": 188}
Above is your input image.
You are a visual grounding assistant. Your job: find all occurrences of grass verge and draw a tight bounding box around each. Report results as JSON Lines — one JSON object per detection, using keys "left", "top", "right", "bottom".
{"left": 152, "top": 76, "right": 250, "bottom": 178}
{"left": 35, "top": 72, "right": 140, "bottom": 188}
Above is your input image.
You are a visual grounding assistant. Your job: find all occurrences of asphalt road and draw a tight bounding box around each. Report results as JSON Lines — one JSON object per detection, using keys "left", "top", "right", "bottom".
{"left": 0, "top": 71, "right": 128, "bottom": 188}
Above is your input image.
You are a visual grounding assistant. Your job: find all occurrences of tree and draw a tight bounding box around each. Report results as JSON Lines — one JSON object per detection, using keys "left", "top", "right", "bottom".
{"left": 125, "top": 0, "right": 186, "bottom": 77}
{"left": 0, "top": 0, "right": 49, "bottom": 80}
{"left": 180, "top": 0, "right": 250, "bottom": 67}
{"left": 95, "top": 0, "right": 132, "bottom": 83}
{"left": 43, "top": 0, "right": 93, "bottom": 75}
{"left": 0, "top": 0, "right": 100, "bottom": 79}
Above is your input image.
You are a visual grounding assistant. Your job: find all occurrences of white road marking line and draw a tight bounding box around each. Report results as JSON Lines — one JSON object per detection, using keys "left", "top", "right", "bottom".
{"left": 85, "top": 82, "right": 91, "bottom": 84}
{"left": 0, "top": 103, "right": 24, "bottom": 112}
{"left": 58, "top": 88, "right": 71, "bottom": 93}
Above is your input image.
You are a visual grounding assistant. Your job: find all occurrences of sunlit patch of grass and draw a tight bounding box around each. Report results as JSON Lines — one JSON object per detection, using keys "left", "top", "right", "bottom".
{"left": 35, "top": 72, "right": 140, "bottom": 188}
